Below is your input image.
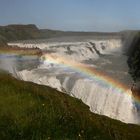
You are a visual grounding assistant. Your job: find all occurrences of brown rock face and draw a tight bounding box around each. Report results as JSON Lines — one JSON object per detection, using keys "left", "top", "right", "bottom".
{"left": 131, "top": 82, "right": 140, "bottom": 99}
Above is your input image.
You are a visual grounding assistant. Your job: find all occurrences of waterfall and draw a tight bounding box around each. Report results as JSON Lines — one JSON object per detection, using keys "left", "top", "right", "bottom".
{"left": 7, "top": 37, "right": 140, "bottom": 124}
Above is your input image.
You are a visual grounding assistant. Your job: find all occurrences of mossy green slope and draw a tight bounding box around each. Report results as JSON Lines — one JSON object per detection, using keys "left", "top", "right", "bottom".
{"left": 0, "top": 73, "right": 140, "bottom": 140}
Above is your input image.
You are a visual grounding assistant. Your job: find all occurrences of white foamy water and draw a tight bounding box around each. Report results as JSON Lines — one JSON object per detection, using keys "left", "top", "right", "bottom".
{"left": 5, "top": 37, "right": 140, "bottom": 124}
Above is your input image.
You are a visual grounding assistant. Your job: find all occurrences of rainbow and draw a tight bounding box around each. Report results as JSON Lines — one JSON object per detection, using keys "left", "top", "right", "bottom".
{"left": 41, "top": 53, "right": 140, "bottom": 104}
{"left": 1, "top": 51, "right": 139, "bottom": 104}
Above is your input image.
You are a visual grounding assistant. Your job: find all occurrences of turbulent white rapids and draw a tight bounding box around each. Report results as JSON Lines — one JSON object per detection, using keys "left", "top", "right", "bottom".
{"left": 7, "top": 37, "right": 140, "bottom": 124}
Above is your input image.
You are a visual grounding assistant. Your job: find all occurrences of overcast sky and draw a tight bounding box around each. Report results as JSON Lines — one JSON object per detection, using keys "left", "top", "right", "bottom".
{"left": 0, "top": 0, "right": 140, "bottom": 31}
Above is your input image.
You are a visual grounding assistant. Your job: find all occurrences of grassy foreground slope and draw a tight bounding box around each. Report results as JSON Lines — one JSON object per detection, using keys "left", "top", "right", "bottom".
{"left": 0, "top": 73, "right": 140, "bottom": 140}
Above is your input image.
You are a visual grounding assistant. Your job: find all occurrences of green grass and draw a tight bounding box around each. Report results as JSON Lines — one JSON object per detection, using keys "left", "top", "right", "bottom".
{"left": 0, "top": 72, "right": 140, "bottom": 140}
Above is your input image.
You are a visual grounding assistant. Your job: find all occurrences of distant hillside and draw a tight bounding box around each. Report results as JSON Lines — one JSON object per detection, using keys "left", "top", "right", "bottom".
{"left": 40, "top": 29, "right": 120, "bottom": 38}
{"left": 0, "top": 24, "right": 41, "bottom": 46}
{"left": 0, "top": 24, "right": 121, "bottom": 47}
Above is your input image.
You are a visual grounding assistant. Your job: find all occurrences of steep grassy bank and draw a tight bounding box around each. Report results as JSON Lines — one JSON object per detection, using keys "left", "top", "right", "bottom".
{"left": 0, "top": 72, "right": 140, "bottom": 140}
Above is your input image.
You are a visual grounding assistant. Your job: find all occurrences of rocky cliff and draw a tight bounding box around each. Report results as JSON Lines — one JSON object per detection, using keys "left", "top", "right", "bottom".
{"left": 127, "top": 32, "right": 140, "bottom": 103}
